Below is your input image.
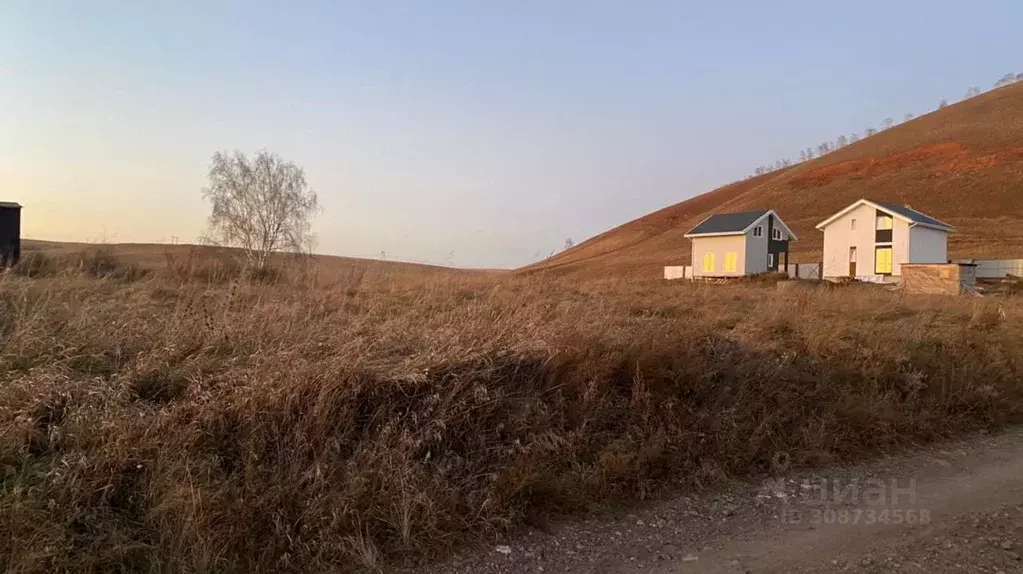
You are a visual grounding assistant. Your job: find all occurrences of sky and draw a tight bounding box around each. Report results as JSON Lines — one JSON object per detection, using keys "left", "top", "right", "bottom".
{"left": 1, "top": 1, "right": 1021, "bottom": 268}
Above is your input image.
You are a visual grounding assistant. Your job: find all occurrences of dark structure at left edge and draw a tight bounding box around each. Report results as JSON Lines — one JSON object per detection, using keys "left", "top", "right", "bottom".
{"left": 0, "top": 202, "right": 22, "bottom": 266}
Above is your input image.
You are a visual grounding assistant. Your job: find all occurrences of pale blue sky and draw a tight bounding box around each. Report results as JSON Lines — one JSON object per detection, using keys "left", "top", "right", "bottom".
{"left": 1, "top": 1, "right": 1020, "bottom": 267}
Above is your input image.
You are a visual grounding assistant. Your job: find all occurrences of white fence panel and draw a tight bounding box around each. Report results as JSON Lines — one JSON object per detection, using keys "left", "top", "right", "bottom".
{"left": 799, "top": 263, "right": 821, "bottom": 280}
{"left": 784, "top": 263, "right": 821, "bottom": 279}
{"left": 664, "top": 266, "right": 687, "bottom": 280}
{"left": 951, "top": 259, "right": 1023, "bottom": 279}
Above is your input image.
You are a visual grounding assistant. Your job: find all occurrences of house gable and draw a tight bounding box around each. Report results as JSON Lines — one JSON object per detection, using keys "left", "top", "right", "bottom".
{"left": 817, "top": 199, "right": 953, "bottom": 232}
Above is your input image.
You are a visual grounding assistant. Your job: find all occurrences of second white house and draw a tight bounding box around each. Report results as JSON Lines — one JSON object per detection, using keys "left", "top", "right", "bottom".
{"left": 816, "top": 199, "right": 954, "bottom": 281}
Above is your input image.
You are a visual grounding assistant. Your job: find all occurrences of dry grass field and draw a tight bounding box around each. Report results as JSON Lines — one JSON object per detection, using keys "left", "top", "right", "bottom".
{"left": 2, "top": 249, "right": 1023, "bottom": 572}
{"left": 527, "top": 82, "right": 1023, "bottom": 277}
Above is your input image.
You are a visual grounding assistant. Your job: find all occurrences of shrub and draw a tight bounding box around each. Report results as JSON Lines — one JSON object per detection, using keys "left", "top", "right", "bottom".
{"left": 9, "top": 251, "right": 58, "bottom": 277}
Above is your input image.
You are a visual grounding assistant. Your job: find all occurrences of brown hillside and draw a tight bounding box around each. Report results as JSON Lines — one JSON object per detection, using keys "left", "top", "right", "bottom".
{"left": 21, "top": 240, "right": 487, "bottom": 278}
{"left": 524, "top": 82, "right": 1023, "bottom": 277}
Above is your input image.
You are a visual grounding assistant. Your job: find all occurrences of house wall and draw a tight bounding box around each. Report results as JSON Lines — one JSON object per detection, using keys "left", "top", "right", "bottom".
{"left": 821, "top": 203, "right": 876, "bottom": 278}
{"left": 744, "top": 225, "right": 769, "bottom": 274}
{"left": 908, "top": 226, "right": 949, "bottom": 264}
{"left": 690, "top": 235, "right": 748, "bottom": 277}
{"left": 766, "top": 214, "right": 789, "bottom": 271}
{"left": 891, "top": 218, "right": 910, "bottom": 277}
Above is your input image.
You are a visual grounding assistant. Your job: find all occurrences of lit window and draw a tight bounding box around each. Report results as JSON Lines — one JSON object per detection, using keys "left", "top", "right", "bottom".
{"left": 724, "top": 252, "right": 738, "bottom": 272}
{"left": 702, "top": 252, "right": 715, "bottom": 272}
{"left": 876, "top": 215, "right": 893, "bottom": 230}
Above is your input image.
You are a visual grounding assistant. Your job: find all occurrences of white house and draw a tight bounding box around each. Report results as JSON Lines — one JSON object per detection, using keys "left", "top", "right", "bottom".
{"left": 816, "top": 199, "right": 954, "bottom": 281}
{"left": 684, "top": 210, "right": 797, "bottom": 278}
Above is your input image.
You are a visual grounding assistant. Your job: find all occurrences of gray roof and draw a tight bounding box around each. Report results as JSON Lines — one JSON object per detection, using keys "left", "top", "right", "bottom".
{"left": 875, "top": 202, "right": 951, "bottom": 229}
{"left": 0, "top": 202, "right": 21, "bottom": 209}
{"left": 686, "top": 210, "right": 767, "bottom": 236}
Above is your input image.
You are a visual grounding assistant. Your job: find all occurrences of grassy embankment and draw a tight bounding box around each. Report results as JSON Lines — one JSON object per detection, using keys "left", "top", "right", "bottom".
{"left": 1, "top": 249, "right": 1021, "bottom": 571}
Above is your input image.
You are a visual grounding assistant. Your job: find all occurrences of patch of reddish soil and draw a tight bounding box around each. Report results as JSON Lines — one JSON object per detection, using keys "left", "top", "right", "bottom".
{"left": 935, "top": 147, "right": 1023, "bottom": 174}
{"left": 789, "top": 143, "right": 968, "bottom": 188}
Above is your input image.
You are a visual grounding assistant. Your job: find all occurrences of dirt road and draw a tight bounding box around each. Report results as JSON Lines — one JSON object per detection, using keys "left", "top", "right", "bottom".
{"left": 424, "top": 429, "right": 1023, "bottom": 573}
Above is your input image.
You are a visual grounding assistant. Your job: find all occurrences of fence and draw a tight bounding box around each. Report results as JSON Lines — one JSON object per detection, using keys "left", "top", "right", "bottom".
{"left": 664, "top": 266, "right": 691, "bottom": 280}
{"left": 951, "top": 259, "right": 1023, "bottom": 279}
{"left": 784, "top": 263, "right": 821, "bottom": 280}
{"left": 664, "top": 263, "right": 820, "bottom": 280}
{"left": 666, "top": 259, "right": 1022, "bottom": 282}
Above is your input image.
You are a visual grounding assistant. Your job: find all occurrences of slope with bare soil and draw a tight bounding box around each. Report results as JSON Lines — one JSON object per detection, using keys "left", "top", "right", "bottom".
{"left": 525, "top": 83, "right": 1023, "bottom": 278}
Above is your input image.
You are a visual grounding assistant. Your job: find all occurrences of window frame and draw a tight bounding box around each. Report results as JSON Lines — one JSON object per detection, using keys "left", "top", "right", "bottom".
{"left": 875, "top": 246, "right": 893, "bottom": 274}
{"left": 772, "top": 227, "right": 783, "bottom": 240}
{"left": 724, "top": 252, "right": 738, "bottom": 272}
{"left": 752, "top": 226, "right": 763, "bottom": 238}
{"left": 702, "top": 252, "right": 715, "bottom": 273}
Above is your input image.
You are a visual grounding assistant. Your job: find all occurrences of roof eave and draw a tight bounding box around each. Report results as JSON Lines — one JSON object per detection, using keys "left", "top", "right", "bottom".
{"left": 909, "top": 222, "right": 955, "bottom": 232}
{"left": 684, "top": 231, "right": 747, "bottom": 239}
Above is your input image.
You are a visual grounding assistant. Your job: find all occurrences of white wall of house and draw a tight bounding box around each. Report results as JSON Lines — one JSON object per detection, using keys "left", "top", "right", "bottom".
{"left": 690, "top": 235, "right": 747, "bottom": 277}
{"left": 908, "top": 226, "right": 949, "bottom": 263}
{"left": 822, "top": 205, "right": 949, "bottom": 279}
{"left": 821, "top": 203, "right": 877, "bottom": 278}
{"left": 744, "top": 223, "right": 769, "bottom": 274}
{"left": 891, "top": 218, "right": 910, "bottom": 276}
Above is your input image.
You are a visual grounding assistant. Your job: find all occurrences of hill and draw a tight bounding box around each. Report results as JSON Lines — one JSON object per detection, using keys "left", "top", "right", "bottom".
{"left": 21, "top": 240, "right": 485, "bottom": 279}
{"left": 524, "top": 82, "right": 1023, "bottom": 277}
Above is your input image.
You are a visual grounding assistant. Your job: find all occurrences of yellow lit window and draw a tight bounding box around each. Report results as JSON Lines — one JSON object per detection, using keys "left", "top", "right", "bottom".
{"left": 875, "top": 247, "right": 893, "bottom": 274}
{"left": 724, "top": 252, "right": 738, "bottom": 272}
{"left": 703, "top": 252, "right": 715, "bottom": 272}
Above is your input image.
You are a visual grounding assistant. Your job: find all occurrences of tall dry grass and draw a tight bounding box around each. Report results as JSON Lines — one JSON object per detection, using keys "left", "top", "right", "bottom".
{"left": 1, "top": 254, "right": 1022, "bottom": 572}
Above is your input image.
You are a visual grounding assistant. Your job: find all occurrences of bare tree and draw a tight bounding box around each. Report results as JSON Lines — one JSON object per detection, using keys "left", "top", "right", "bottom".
{"left": 904, "top": 113, "right": 914, "bottom": 122}
{"left": 806, "top": 148, "right": 816, "bottom": 160}
{"left": 836, "top": 135, "right": 848, "bottom": 148}
{"left": 1017, "top": 73, "right": 1023, "bottom": 82}
{"left": 995, "top": 72, "right": 1017, "bottom": 87}
{"left": 202, "top": 150, "right": 321, "bottom": 270}
{"left": 865, "top": 127, "right": 878, "bottom": 137}
{"left": 782, "top": 158, "right": 792, "bottom": 168}
{"left": 965, "top": 86, "right": 982, "bottom": 98}
{"left": 938, "top": 99, "right": 948, "bottom": 109}
{"left": 799, "top": 150, "right": 807, "bottom": 162}
{"left": 882, "top": 117, "right": 895, "bottom": 130}
{"left": 563, "top": 237, "right": 574, "bottom": 251}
